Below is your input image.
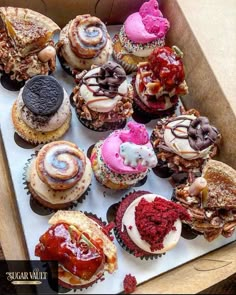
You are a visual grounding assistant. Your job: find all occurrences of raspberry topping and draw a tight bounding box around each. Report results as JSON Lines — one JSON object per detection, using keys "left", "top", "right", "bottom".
{"left": 123, "top": 274, "right": 137, "bottom": 294}
{"left": 135, "top": 197, "right": 190, "bottom": 251}
{"left": 148, "top": 46, "right": 185, "bottom": 91}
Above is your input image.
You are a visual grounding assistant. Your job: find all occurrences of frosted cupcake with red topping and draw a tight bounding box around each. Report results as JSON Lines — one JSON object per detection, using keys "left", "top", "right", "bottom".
{"left": 133, "top": 46, "right": 188, "bottom": 120}
{"left": 113, "top": 0, "right": 170, "bottom": 73}
{"left": 115, "top": 190, "right": 190, "bottom": 259}
{"left": 90, "top": 122, "right": 157, "bottom": 190}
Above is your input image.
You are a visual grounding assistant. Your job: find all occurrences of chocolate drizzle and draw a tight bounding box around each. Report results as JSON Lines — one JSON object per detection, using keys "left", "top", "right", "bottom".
{"left": 168, "top": 116, "right": 219, "bottom": 151}
{"left": 83, "top": 62, "right": 126, "bottom": 98}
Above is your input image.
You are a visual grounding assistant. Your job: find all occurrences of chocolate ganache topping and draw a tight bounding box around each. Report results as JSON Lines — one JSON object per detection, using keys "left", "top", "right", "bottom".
{"left": 83, "top": 61, "right": 126, "bottom": 98}
{"left": 22, "top": 75, "right": 64, "bottom": 116}
{"left": 169, "top": 116, "right": 219, "bottom": 151}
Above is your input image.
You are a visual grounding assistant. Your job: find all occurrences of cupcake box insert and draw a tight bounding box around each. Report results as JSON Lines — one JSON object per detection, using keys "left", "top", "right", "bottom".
{"left": 0, "top": 1, "right": 236, "bottom": 294}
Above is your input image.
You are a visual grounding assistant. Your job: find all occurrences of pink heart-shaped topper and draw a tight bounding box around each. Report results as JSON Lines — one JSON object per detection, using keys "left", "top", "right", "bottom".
{"left": 139, "top": 0, "right": 163, "bottom": 18}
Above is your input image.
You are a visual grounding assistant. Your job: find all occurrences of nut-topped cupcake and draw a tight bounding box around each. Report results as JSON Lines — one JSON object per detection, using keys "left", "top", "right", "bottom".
{"left": 133, "top": 46, "right": 188, "bottom": 120}
{"left": 56, "top": 14, "right": 113, "bottom": 74}
{"left": 90, "top": 122, "right": 157, "bottom": 190}
{"left": 25, "top": 141, "right": 92, "bottom": 210}
{"left": 151, "top": 109, "right": 221, "bottom": 179}
{"left": 0, "top": 7, "right": 60, "bottom": 81}
{"left": 12, "top": 75, "right": 71, "bottom": 144}
{"left": 72, "top": 61, "right": 133, "bottom": 131}
{"left": 173, "top": 160, "right": 236, "bottom": 241}
{"left": 113, "top": 0, "right": 170, "bottom": 73}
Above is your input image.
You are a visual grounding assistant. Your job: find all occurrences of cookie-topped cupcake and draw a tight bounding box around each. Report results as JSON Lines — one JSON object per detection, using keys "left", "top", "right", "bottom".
{"left": 173, "top": 160, "right": 236, "bottom": 241}
{"left": 133, "top": 46, "right": 188, "bottom": 120}
{"left": 72, "top": 61, "right": 133, "bottom": 131}
{"left": 0, "top": 7, "right": 60, "bottom": 81}
{"left": 12, "top": 75, "right": 71, "bottom": 144}
{"left": 35, "top": 210, "right": 117, "bottom": 289}
{"left": 90, "top": 121, "right": 157, "bottom": 189}
{"left": 115, "top": 190, "right": 190, "bottom": 259}
{"left": 25, "top": 141, "right": 92, "bottom": 210}
{"left": 151, "top": 109, "right": 221, "bottom": 179}
{"left": 56, "top": 14, "right": 113, "bottom": 74}
{"left": 113, "top": 0, "right": 170, "bottom": 73}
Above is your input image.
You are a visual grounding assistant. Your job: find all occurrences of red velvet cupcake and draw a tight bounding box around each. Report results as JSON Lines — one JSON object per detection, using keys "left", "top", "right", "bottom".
{"left": 115, "top": 190, "right": 190, "bottom": 259}
{"left": 132, "top": 46, "right": 188, "bottom": 120}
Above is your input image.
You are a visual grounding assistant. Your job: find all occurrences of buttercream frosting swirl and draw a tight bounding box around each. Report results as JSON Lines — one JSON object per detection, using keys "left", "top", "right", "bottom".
{"left": 164, "top": 115, "right": 220, "bottom": 160}
{"left": 36, "top": 141, "right": 86, "bottom": 190}
{"left": 101, "top": 121, "right": 157, "bottom": 174}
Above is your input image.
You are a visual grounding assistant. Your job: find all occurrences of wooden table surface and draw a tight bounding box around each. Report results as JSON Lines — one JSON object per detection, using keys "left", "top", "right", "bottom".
{"left": 0, "top": 0, "right": 236, "bottom": 293}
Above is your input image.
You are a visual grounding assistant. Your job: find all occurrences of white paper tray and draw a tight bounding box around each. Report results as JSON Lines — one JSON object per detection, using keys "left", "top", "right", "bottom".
{"left": 0, "top": 26, "right": 235, "bottom": 294}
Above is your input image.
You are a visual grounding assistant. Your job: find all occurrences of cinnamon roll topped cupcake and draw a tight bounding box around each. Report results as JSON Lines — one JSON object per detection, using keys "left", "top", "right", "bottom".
{"left": 25, "top": 141, "right": 92, "bottom": 210}
{"left": 72, "top": 61, "right": 133, "bottom": 131}
{"left": 57, "top": 14, "right": 113, "bottom": 74}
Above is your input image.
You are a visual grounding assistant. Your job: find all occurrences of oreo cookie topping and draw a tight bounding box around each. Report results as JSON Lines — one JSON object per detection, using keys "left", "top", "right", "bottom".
{"left": 22, "top": 75, "right": 64, "bottom": 116}
{"left": 83, "top": 61, "right": 126, "bottom": 98}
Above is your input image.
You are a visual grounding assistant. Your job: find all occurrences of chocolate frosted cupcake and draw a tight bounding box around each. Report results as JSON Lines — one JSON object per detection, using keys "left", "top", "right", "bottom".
{"left": 115, "top": 190, "right": 190, "bottom": 259}
{"left": 72, "top": 61, "right": 133, "bottom": 131}
{"left": 132, "top": 46, "right": 188, "bottom": 120}
{"left": 12, "top": 75, "right": 71, "bottom": 144}
{"left": 113, "top": 0, "right": 170, "bottom": 73}
{"left": 0, "top": 7, "right": 60, "bottom": 81}
{"left": 35, "top": 210, "right": 117, "bottom": 290}
{"left": 56, "top": 14, "right": 112, "bottom": 75}
{"left": 151, "top": 109, "right": 221, "bottom": 179}
{"left": 90, "top": 121, "right": 157, "bottom": 189}
{"left": 25, "top": 141, "right": 92, "bottom": 210}
{"left": 173, "top": 160, "right": 236, "bottom": 242}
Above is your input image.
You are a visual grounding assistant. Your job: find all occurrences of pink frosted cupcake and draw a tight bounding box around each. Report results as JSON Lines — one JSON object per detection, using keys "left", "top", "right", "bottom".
{"left": 90, "top": 121, "right": 157, "bottom": 190}
{"left": 113, "top": 0, "right": 170, "bottom": 73}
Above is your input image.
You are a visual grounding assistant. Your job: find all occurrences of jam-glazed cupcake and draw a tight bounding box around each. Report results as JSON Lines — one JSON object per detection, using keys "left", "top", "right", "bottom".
{"left": 25, "top": 141, "right": 92, "bottom": 210}
{"left": 56, "top": 14, "right": 113, "bottom": 74}
{"left": 12, "top": 75, "right": 71, "bottom": 144}
{"left": 173, "top": 160, "right": 236, "bottom": 242}
{"left": 115, "top": 190, "right": 190, "bottom": 259}
{"left": 72, "top": 61, "right": 133, "bottom": 131}
{"left": 113, "top": 0, "right": 169, "bottom": 73}
{"left": 90, "top": 122, "right": 157, "bottom": 189}
{"left": 0, "top": 7, "right": 60, "bottom": 81}
{"left": 133, "top": 46, "right": 188, "bottom": 120}
{"left": 151, "top": 109, "right": 221, "bottom": 179}
{"left": 35, "top": 210, "right": 117, "bottom": 289}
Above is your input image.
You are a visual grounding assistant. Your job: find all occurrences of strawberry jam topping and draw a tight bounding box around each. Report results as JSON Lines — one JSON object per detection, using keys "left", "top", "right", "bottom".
{"left": 148, "top": 46, "right": 185, "bottom": 91}
{"left": 35, "top": 223, "right": 105, "bottom": 280}
{"left": 135, "top": 197, "right": 190, "bottom": 251}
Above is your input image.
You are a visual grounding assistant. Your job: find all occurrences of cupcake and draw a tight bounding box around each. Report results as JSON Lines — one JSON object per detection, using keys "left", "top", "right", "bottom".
{"left": 72, "top": 61, "right": 133, "bottom": 131}
{"left": 56, "top": 14, "right": 113, "bottom": 74}
{"left": 12, "top": 75, "right": 71, "bottom": 144}
{"left": 90, "top": 121, "right": 157, "bottom": 189}
{"left": 113, "top": 0, "right": 170, "bottom": 73}
{"left": 115, "top": 190, "right": 190, "bottom": 259}
{"left": 25, "top": 141, "right": 92, "bottom": 210}
{"left": 132, "top": 46, "right": 188, "bottom": 120}
{"left": 35, "top": 210, "right": 117, "bottom": 289}
{"left": 0, "top": 7, "right": 60, "bottom": 81}
{"left": 151, "top": 109, "right": 221, "bottom": 179}
{"left": 173, "top": 160, "right": 236, "bottom": 242}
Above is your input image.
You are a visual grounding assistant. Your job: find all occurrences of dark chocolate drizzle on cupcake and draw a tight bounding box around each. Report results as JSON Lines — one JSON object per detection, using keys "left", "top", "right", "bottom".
{"left": 22, "top": 75, "right": 64, "bottom": 116}
{"left": 82, "top": 61, "right": 126, "bottom": 98}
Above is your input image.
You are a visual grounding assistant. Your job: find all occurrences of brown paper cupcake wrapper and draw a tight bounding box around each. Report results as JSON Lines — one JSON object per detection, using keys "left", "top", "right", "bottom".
{"left": 114, "top": 190, "right": 165, "bottom": 260}
{"left": 112, "top": 51, "right": 137, "bottom": 74}
{"left": 23, "top": 152, "right": 90, "bottom": 214}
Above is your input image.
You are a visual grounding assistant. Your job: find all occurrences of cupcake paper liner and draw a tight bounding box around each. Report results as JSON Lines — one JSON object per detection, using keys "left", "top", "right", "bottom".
{"left": 57, "top": 51, "right": 74, "bottom": 77}
{"left": 114, "top": 190, "right": 165, "bottom": 260}
{"left": 23, "top": 152, "right": 90, "bottom": 213}
{"left": 112, "top": 51, "right": 137, "bottom": 74}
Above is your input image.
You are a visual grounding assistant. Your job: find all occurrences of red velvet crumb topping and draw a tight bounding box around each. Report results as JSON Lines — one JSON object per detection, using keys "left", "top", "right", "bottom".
{"left": 135, "top": 197, "right": 190, "bottom": 251}
{"left": 123, "top": 273, "right": 137, "bottom": 294}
